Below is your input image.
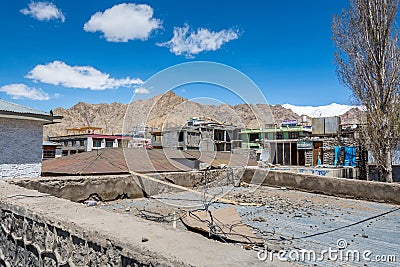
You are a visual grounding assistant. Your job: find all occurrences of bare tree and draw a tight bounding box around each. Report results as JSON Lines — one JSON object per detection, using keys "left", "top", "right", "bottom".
{"left": 333, "top": 0, "right": 400, "bottom": 182}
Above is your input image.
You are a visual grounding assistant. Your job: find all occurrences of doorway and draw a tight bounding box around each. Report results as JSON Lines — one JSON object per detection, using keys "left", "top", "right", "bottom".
{"left": 313, "top": 141, "right": 323, "bottom": 166}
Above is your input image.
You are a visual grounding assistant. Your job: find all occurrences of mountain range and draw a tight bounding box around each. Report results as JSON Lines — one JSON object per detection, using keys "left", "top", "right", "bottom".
{"left": 43, "top": 92, "right": 361, "bottom": 138}
{"left": 282, "top": 103, "right": 361, "bottom": 118}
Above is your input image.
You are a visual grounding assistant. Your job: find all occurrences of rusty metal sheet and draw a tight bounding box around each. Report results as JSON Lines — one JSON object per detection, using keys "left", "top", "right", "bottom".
{"left": 312, "top": 118, "right": 325, "bottom": 135}
{"left": 324, "top": 116, "right": 340, "bottom": 135}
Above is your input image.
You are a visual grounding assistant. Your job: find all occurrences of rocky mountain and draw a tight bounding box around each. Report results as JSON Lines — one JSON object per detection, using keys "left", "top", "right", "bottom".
{"left": 43, "top": 92, "right": 361, "bottom": 138}
{"left": 340, "top": 107, "right": 364, "bottom": 125}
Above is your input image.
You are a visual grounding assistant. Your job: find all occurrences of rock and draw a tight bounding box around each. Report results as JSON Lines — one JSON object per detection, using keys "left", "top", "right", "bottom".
{"left": 252, "top": 217, "right": 266, "bottom": 222}
{"left": 142, "top": 237, "right": 149, "bottom": 242}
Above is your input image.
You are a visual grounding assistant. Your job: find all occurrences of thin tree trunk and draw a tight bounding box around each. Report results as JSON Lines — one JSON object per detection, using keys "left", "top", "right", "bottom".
{"left": 332, "top": 0, "right": 400, "bottom": 183}
{"left": 382, "top": 150, "right": 393, "bottom": 182}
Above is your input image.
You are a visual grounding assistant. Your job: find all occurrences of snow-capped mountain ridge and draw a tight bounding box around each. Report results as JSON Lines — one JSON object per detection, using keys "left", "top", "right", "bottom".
{"left": 282, "top": 103, "right": 359, "bottom": 118}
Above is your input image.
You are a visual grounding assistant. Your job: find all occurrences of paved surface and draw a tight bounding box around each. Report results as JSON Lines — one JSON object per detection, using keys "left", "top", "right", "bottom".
{"left": 101, "top": 185, "right": 400, "bottom": 267}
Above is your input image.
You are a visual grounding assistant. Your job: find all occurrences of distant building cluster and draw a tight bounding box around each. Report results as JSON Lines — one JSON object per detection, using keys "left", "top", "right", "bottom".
{"left": 45, "top": 115, "right": 364, "bottom": 168}
{"left": 44, "top": 126, "right": 151, "bottom": 158}
{"left": 151, "top": 117, "right": 241, "bottom": 152}
{"left": 1, "top": 98, "right": 399, "bottom": 181}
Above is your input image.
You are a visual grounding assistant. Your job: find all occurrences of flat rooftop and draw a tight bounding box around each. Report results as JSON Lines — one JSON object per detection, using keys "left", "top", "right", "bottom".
{"left": 100, "top": 185, "right": 400, "bottom": 267}
{"left": 3, "top": 168, "right": 399, "bottom": 266}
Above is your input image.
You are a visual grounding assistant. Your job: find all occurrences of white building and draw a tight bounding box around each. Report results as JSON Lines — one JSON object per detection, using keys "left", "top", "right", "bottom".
{"left": 48, "top": 126, "right": 151, "bottom": 156}
{"left": 0, "top": 99, "right": 61, "bottom": 179}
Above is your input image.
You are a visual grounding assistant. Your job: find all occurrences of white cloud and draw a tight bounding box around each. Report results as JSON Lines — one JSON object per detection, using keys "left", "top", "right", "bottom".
{"left": 26, "top": 61, "right": 143, "bottom": 90}
{"left": 134, "top": 87, "right": 149, "bottom": 94}
{"left": 0, "top": 84, "right": 50, "bottom": 100}
{"left": 20, "top": 1, "right": 65, "bottom": 22}
{"left": 157, "top": 24, "right": 239, "bottom": 58}
{"left": 83, "top": 3, "right": 162, "bottom": 42}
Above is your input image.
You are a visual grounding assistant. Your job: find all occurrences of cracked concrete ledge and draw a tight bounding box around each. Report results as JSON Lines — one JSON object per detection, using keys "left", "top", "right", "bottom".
{"left": 8, "top": 170, "right": 240, "bottom": 203}
{"left": 0, "top": 180, "right": 292, "bottom": 266}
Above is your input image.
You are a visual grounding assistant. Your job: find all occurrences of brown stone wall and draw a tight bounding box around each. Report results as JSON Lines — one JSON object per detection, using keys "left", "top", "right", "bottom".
{"left": 321, "top": 137, "right": 357, "bottom": 166}
{"left": 0, "top": 203, "right": 150, "bottom": 267}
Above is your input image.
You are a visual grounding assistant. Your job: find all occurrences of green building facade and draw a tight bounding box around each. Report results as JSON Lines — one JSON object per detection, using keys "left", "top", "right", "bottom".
{"left": 239, "top": 126, "right": 312, "bottom": 166}
{"left": 240, "top": 126, "right": 312, "bottom": 149}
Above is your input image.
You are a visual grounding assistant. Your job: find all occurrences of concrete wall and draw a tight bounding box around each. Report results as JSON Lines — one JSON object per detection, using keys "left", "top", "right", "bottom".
{"left": 232, "top": 148, "right": 258, "bottom": 161}
{"left": 160, "top": 131, "right": 179, "bottom": 149}
{"left": 242, "top": 168, "right": 400, "bottom": 204}
{"left": 10, "top": 175, "right": 152, "bottom": 203}
{"left": 11, "top": 166, "right": 399, "bottom": 205}
{"left": 9, "top": 170, "right": 239, "bottom": 203}
{"left": 0, "top": 118, "right": 43, "bottom": 179}
{"left": 265, "top": 166, "right": 359, "bottom": 179}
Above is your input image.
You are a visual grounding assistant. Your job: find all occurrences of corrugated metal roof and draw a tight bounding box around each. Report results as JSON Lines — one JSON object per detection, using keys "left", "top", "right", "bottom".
{"left": 42, "top": 148, "right": 257, "bottom": 176}
{"left": 0, "top": 99, "right": 50, "bottom": 115}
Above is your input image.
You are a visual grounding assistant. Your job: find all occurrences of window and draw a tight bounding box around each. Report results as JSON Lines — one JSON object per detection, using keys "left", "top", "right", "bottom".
{"left": 276, "top": 133, "right": 284, "bottom": 140}
{"left": 43, "top": 150, "right": 55, "bottom": 158}
{"left": 93, "top": 140, "right": 101, "bottom": 147}
{"left": 62, "top": 150, "right": 68, "bottom": 156}
{"left": 226, "top": 132, "right": 231, "bottom": 142}
{"left": 70, "top": 150, "right": 76, "bottom": 155}
{"left": 289, "top": 132, "right": 299, "bottom": 139}
{"left": 178, "top": 131, "right": 184, "bottom": 142}
{"left": 249, "top": 133, "right": 259, "bottom": 142}
{"left": 226, "top": 143, "right": 231, "bottom": 151}
{"left": 106, "top": 141, "right": 114, "bottom": 147}
{"left": 80, "top": 140, "right": 85, "bottom": 146}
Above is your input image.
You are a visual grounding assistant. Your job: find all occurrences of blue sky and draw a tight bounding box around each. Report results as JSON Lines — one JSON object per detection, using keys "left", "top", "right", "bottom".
{"left": 0, "top": 0, "right": 352, "bottom": 112}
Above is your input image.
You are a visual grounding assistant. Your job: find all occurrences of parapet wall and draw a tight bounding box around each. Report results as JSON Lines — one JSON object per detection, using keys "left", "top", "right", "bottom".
{"left": 265, "top": 166, "right": 359, "bottom": 179}
{"left": 9, "top": 169, "right": 239, "bottom": 203}
{"left": 10, "top": 167, "right": 400, "bottom": 205}
{"left": 0, "top": 180, "right": 261, "bottom": 267}
{"left": 242, "top": 168, "right": 400, "bottom": 204}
